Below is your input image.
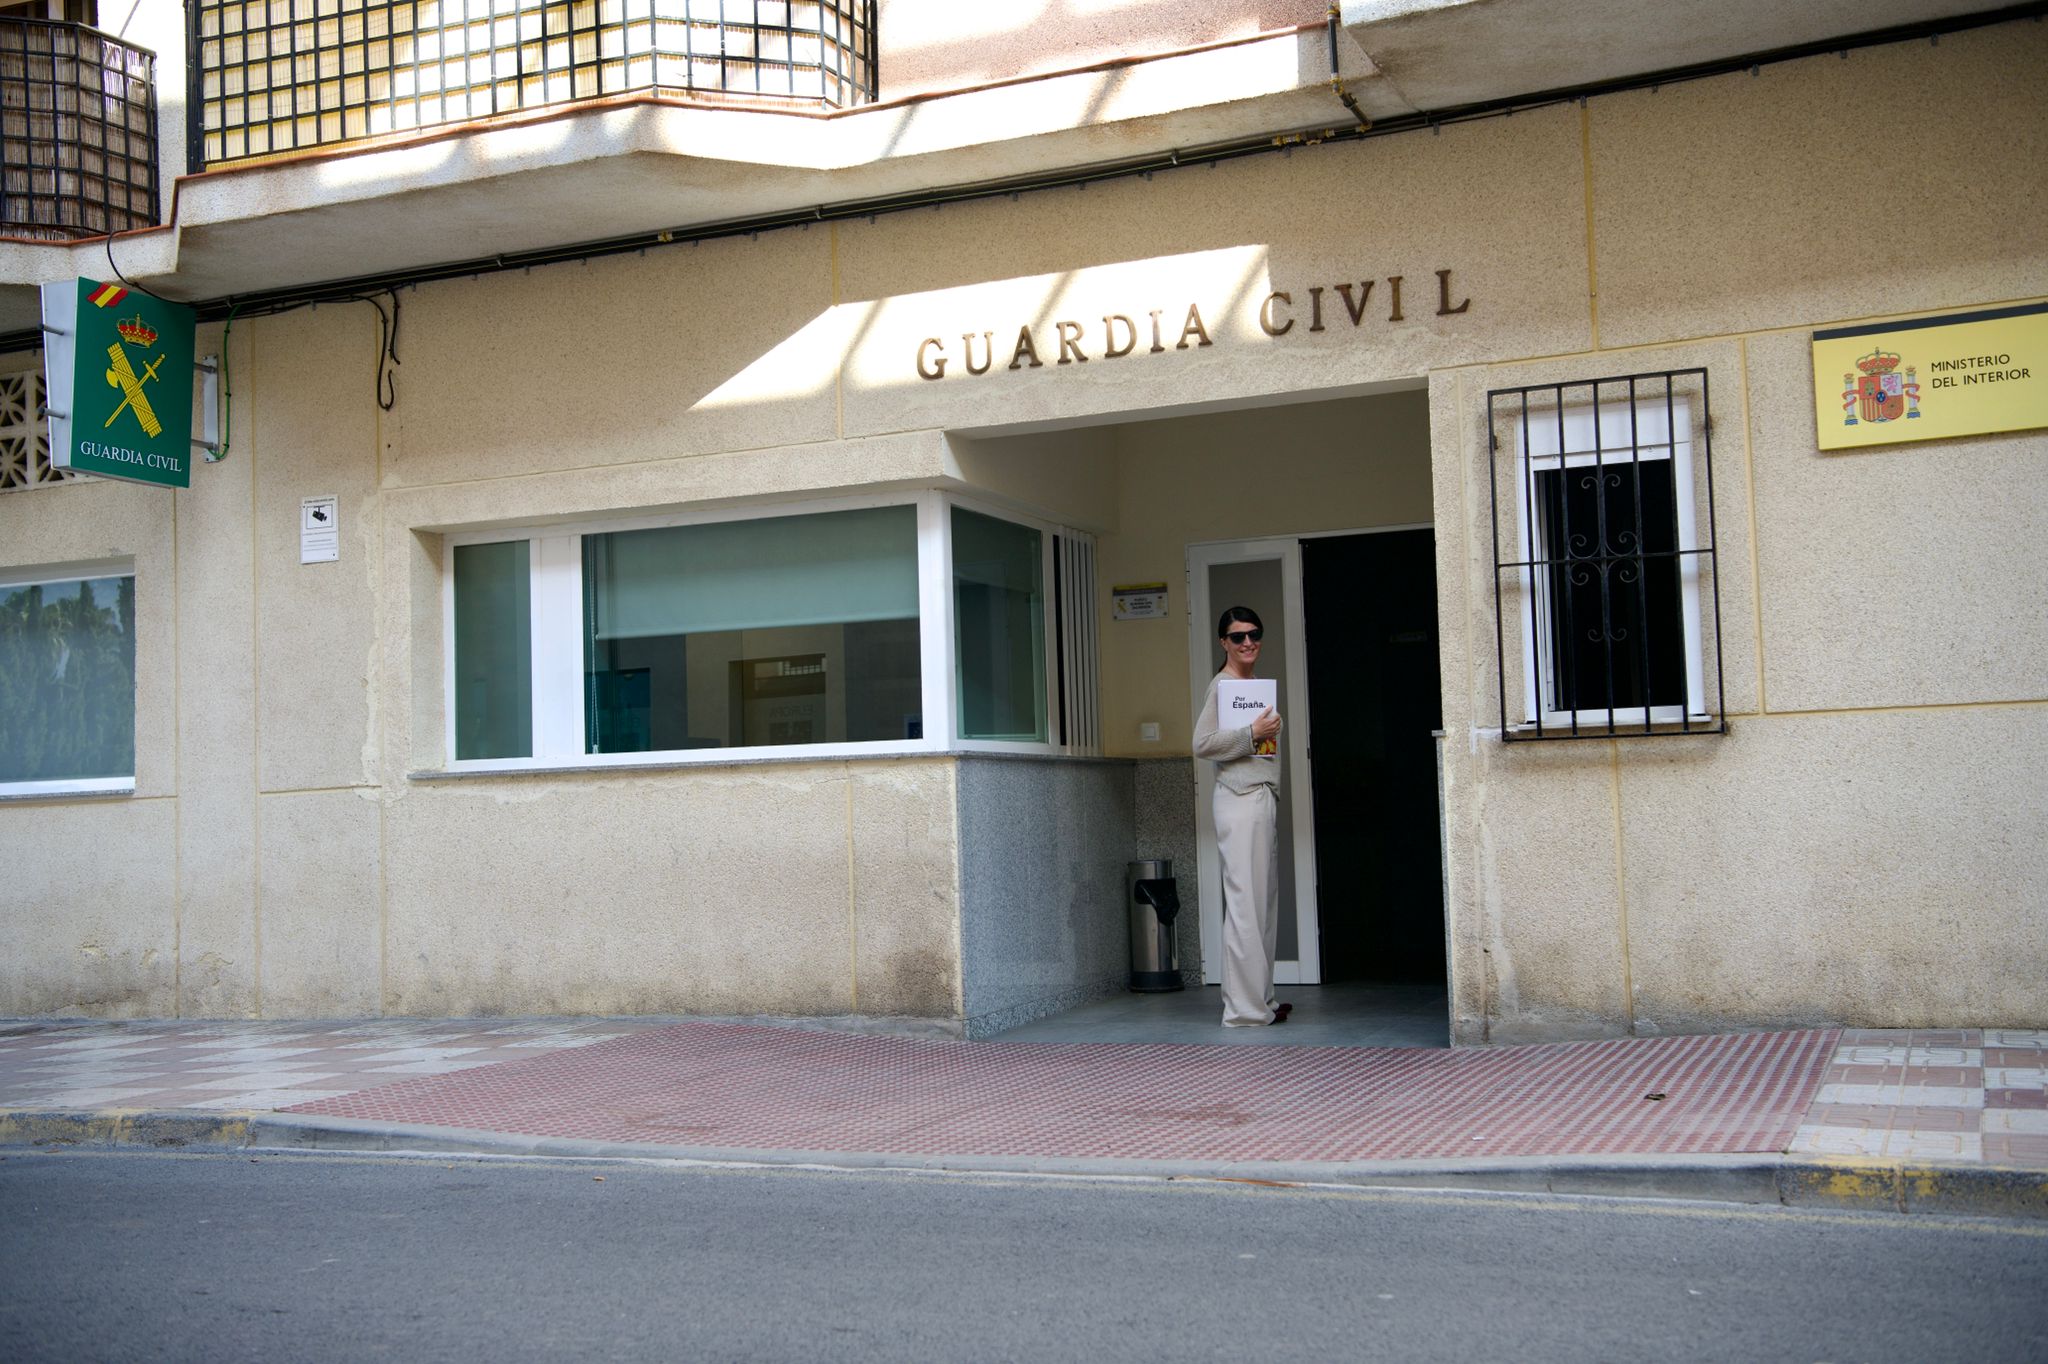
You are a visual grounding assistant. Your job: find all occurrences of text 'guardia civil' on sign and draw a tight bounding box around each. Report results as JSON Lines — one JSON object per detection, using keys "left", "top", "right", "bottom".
{"left": 914, "top": 269, "right": 1473, "bottom": 380}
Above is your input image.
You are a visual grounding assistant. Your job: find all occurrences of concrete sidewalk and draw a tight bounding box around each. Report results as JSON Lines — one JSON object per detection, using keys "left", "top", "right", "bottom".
{"left": 2, "top": 1016, "right": 2043, "bottom": 1218}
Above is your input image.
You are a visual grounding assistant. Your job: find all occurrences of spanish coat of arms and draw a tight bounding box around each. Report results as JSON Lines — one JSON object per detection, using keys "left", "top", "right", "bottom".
{"left": 1842, "top": 348, "right": 1921, "bottom": 426}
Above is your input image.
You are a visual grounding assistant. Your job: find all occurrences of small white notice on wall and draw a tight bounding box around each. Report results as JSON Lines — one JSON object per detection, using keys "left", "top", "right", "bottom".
{"left": 1112, "top": 582, "right": 1168, "bottom": 620}
{"left": 300, "top": 496, "right": 339, "bottom": 564}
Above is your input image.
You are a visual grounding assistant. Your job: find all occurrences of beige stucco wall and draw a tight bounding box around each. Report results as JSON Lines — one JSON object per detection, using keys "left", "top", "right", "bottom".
{"left": 1427, "top": 25, "right": 2048, "bottom": 1040}
{"left": 0, "top": 401, "right": 181, "bottom": 1016}
{"left": 383, "top": 761, "right": 960, "bottom": 1019}
{"left": 833, "top": 99, "right": 1588, "bottom": 436}
{"left": 1, "top": 20, "right": 2042, "bottom": 1034}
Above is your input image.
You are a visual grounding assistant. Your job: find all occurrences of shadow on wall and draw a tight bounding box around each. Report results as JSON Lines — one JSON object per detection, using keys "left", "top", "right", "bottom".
{"left": 879, "top": 0, "right": 1329, "bottom": 101}
{"left": 847, "top": 244, "right": 1286, "bottom": 398}
{"left": 403, "top": 128, "right": 1489, "bottom": 479}
{"left": 821, "top": 112, "right": 1508, "bottom": 420}
{"left": 393, "top": 235, "right": 845, "bottom": 482}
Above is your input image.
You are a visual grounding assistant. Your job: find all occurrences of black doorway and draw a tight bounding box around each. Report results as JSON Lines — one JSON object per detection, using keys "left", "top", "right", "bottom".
{"left": 1302, "top": 530, "right": 1445, "bottom": 984}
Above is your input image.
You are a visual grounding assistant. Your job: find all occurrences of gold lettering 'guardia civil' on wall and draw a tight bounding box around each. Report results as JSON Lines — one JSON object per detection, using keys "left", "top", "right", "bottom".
{"left": 914, "top": 268, "right": 1473, "bottom": 380}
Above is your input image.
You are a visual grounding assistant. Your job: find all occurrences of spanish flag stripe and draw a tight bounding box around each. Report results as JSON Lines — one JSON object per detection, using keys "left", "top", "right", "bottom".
{"left": 88, "top": 283, "right": 128, "bottom": 308}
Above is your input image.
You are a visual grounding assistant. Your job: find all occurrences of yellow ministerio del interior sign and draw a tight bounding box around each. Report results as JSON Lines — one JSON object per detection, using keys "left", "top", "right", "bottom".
{"left": 1812, "top": 302, "right": 2047, "bottom": 451}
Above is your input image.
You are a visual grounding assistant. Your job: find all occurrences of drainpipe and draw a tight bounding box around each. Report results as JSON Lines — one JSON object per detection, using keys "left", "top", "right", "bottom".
{"left": 1327, "top": 5, "right": 1371, "bottom": 130}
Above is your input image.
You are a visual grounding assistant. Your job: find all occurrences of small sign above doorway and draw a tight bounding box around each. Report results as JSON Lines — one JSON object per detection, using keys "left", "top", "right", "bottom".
{"left": 1112, "top": 583, "right": 1169, "bottom": 620}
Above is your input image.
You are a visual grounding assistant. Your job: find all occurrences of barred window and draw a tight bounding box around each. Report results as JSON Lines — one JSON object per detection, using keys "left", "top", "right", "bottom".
{"left": 0, "top": 15, "right": 161, "bottom": 239}
{"left": 191, "top": 0, "right": 880, "bottom": 168}
{"left": 1488, "top": 371, "right": 1726, "bottom": 739}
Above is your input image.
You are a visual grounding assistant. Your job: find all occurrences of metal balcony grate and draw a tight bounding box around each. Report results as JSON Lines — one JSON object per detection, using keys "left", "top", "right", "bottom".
{"left": 190, "top": 0, "right": 879, "bottom": 169}
{"left": 0, "top": 18, "right": 159, "bottom": 239}
{"left": 1486, "top": 369, "right": 1728, "bottom": 740}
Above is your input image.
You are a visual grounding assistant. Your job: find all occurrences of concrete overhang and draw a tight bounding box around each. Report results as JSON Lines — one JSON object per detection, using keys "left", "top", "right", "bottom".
{"left": 0, "top": 0, "right": 2014, "bottom": 333}
{"left": 1336, "top": 0, "right": 2006, "bottom": 114}
{"left": 0, "top": 22, "right": 1367, "bottom": 331}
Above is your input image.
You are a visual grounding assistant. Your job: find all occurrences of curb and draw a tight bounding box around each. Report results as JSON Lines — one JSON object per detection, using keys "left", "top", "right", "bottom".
{"left": 0, "top": 1109, "right": 251, "bottom": 1152}
{"left": 246, "top": 1115, "right": 2048, "bottom": 1219}
{"left": 6, "top": 1108, "right": 2044, "bottom": 1221}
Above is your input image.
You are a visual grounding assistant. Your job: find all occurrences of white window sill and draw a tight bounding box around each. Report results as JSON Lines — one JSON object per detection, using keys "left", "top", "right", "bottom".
{"left": 411, "top": 748, "right": 1118, "bottom": 781}
{"left": 1504, "top": 713, "right": 1722, "bottom": 739}
{"left": 0, "top": 782, "right": 136, "bottom": 803}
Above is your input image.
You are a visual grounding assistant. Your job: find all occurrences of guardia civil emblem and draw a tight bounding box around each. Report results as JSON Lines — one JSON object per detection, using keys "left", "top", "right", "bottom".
{"left": 44, "top": 274, "right": 198, "bottom": 489}
{"left": 102, "top": 311, "right": 166, "bottom": 439}
{"left": 1841, "top": 348, "right": 1922, "bottom": 427}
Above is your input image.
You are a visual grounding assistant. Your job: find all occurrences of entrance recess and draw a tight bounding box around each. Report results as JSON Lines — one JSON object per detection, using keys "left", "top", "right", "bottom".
{"left": 1301, "top": 529, "right": 1446, "bottom": 983}
{"left": 1188, "top": 528, "right": 1445, "bottom": 991}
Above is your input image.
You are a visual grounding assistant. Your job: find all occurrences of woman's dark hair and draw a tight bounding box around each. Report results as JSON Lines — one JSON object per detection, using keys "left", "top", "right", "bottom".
{"left": 1216, "top": 605, "right": 1263, "bottom": 638}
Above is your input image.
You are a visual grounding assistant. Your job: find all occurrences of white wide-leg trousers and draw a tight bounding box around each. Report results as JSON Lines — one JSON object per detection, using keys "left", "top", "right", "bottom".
{"left": 1215, "top": 783, "right": 1280, "bottom": 1026}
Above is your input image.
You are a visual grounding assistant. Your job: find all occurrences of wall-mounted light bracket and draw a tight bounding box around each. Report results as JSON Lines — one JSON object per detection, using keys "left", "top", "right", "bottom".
{"left": 193, "top": 354, "right": 223, "bottom": 461}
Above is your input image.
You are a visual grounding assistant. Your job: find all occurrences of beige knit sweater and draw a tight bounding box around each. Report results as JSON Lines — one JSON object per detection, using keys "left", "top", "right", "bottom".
{"left": 1192, "top": 670, "right": 1281, "bottom": 794}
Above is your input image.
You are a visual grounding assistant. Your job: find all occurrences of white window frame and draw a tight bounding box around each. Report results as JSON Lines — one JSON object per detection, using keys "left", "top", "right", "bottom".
{"left": 1512, "top": 397, "right": 1708, "bottom": 731}
{"left": 439, "top": 491, "right": 1098, "bottom": 773}
{"left": 0, "top": 557, "right": 137, "bottom": 797}
{"left": 946, "top": 492, "right": 1060, "bottom": 755}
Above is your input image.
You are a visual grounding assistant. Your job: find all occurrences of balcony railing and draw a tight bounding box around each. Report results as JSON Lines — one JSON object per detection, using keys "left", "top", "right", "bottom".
{"left": 191, "top": 0, "right": 878, "bottom": 169}
{"left": 0, "top": 18, "right": 159, "bottom": 240}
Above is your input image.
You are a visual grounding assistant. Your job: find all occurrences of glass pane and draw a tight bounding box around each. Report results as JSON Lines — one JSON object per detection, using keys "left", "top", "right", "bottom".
{"left": 952, "top": 508, "right": 1045, "bottom": 742}
{"left": 582, "top": 505, "right": 921, "bottom": 752}
{"left": 0, "top": 575, "right": 135, "bottom": 782}
{"left": 1536, "top": 461, "right": 1684, "bottom": 713}
{"left": 452, "top": 540, "right": 532, "bottom": 759}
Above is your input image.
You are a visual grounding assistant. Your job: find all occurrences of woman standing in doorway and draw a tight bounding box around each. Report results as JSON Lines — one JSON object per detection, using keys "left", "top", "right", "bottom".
{"left": 1193, "top": 605, "right": 1291, "bottom": 1027}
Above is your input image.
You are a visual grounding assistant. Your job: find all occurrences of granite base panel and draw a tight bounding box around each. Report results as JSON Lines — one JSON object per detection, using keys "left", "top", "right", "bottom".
{"left": 956, "top": 756, "right": 1136, "bottom": 1031}
{"left": 962, "top": 972, "right": 1130, "bottom": 1040}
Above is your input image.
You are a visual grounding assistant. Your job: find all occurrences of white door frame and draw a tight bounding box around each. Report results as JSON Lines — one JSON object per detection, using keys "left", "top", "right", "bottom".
{"left": 1186, "top": 537, "right": 1321, "bottom": 986}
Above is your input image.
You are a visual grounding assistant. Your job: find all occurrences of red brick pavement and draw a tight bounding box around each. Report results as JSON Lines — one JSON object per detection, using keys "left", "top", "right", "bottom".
{"left": 286, "top": 1023, "right": 1840, "bottom": 1163}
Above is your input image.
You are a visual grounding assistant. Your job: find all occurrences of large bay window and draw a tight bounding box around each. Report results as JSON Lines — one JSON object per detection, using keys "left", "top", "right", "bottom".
{"left": 583, "top": 507, "right": 921, "bottom": 752}
{"left": 0, "top": 562, "right": 136, "bottom": 794}
{"left": 444, "top": 495, "right": 1097, "bottom": 770}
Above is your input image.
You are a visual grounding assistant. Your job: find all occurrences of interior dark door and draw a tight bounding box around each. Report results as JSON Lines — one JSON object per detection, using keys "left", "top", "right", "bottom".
{"left": 1302, "top": 531, "right": 1445, "bottom": 983}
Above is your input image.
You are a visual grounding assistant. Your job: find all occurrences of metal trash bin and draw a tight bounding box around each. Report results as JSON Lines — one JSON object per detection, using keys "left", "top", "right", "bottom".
{"left": 1127, "top": 858, "right": 1183, "bottom": 993}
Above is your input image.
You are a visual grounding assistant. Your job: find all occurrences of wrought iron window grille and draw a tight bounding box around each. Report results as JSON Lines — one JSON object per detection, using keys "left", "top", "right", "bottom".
{"left": 190, "top": 0, "right": 879, "bottom": 170}
{"left": 0, "top": 17, "right": 159, "bottom": 239}
{"left": 1486, "top": 369, "right": 1727, "bottom": 741}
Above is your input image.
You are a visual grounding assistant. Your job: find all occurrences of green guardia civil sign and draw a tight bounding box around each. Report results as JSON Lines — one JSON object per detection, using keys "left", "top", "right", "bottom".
{"left": 48, "top": 278, "right": 196, "bottom": 489}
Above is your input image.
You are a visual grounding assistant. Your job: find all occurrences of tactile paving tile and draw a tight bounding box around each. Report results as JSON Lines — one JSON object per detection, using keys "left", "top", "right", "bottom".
{"left": 287, "top": 1023, "right": 1839, "bottom": 1162}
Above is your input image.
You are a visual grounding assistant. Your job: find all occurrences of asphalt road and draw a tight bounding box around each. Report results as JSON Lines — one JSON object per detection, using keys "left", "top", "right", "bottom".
{"left": 2, "top": 1150, "right": 2043, "bottom": 1363}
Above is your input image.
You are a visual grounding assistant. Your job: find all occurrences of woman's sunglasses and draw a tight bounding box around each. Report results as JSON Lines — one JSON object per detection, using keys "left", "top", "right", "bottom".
{"left": 1225, "top": 629, "right": 1264, "bottom": 645}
